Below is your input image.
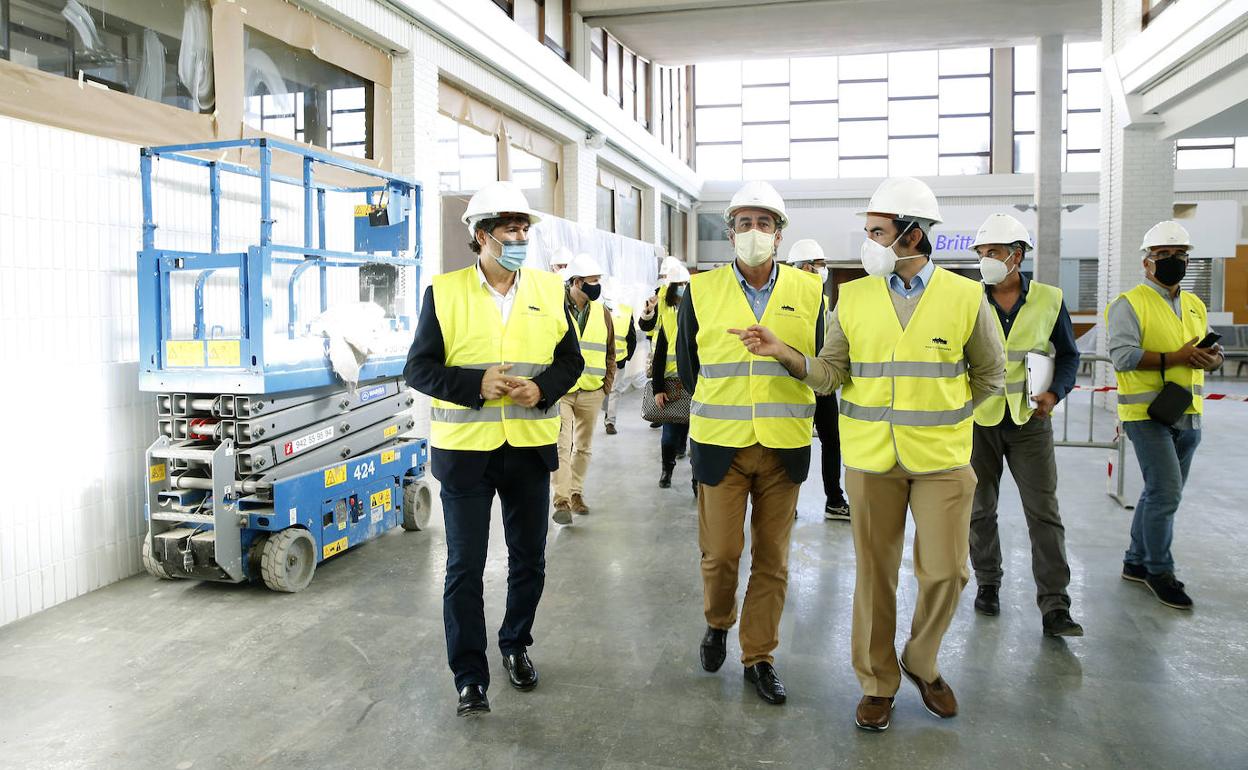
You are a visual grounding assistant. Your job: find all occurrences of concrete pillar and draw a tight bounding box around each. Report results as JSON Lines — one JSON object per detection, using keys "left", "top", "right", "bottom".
{"left": 561, "top": 141, "right": 599, "bottom": 228}
{"left": 990, "top": 48, "right": 1014, "bottom": 174}
{"left": 1033, "top": 35, "right": 1064, "bottom": 286}
{"left": 390, "top": 51, "right": 442, "bottom": 295}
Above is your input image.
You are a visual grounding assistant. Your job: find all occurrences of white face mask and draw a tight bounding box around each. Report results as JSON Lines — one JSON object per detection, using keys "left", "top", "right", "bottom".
{"left": 859, "top": 223, "right": 921, "bottom": 277}
{"left": 816, "top": 267, "right": 829, "bottom": 283}
{"left": 734, "top": 229, "right": 775, "bottom": 267}
{"left": 978, "top": 255, "right": 1015, "bottom": 285}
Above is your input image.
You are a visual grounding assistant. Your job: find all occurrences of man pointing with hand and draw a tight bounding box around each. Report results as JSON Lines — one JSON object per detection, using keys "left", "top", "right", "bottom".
{"left": 404, "top": 181, "right": 584, "bottom": 718}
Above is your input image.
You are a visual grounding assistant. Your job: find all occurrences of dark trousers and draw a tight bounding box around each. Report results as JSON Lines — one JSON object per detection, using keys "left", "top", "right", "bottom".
{"left": 437, "top": 444, "right": 550, "bottom": 692}
{"left": 813, "top": 393, "right": 846, "bottom": 505}
{"left": 969, "top": 418, "right": 1072, "bottom": 614}
{"left": 661, "top": 422, "right": 690, "bottom": 465}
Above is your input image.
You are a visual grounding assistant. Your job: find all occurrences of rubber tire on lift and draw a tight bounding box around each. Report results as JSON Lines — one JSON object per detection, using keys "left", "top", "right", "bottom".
{"left": 260, "top": 528, "right": 317, "bottom": 593}
{"left": 401, "top": 480, "right": 433, "bottom": 532}
{"left": 141, "top": 536, "right": 173, "bottom": 580}
{"left": 246, "top": 534, "right": 269, "bottom": 583}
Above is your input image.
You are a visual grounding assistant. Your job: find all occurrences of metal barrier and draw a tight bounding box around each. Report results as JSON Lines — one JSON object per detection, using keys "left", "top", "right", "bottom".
{"left": 1052, "top": 354, "right": 1133, "bottom": 508}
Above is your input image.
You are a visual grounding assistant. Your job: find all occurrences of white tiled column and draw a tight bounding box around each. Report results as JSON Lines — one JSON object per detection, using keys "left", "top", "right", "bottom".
{"left": 562, "top": 141, "right": 599, "bottom": 228}
{"left": 1033, "top": 34, "right": 1064, "bottom": 285}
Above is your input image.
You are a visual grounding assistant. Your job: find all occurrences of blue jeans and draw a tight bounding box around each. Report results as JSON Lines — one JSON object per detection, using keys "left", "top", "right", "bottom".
{"left": 661, "top": 422, "right": 689, "bottom": 462}
{"left": 1123, "top": 420, "right": 1201, "bottom": 575}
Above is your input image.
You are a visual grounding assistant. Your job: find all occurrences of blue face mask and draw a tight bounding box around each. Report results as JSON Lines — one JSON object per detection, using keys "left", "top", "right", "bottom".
{"left": 674, "top": 284, "right": 687, "bottom": 298}
{"left": 490, "top": 233, "right": 528, "bottom": 272}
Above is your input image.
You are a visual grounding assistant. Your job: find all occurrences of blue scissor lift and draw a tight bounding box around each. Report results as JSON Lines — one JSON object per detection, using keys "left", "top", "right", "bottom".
{"left": 138, "top": 138, "right": 432, "bottom": 592}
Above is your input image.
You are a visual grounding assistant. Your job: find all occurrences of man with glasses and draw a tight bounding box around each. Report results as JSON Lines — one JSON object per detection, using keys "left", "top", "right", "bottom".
{"left": 677, "top": 180, "right": 824, "bottom": 705}
{"left": 1107, "top": 220, "right": 1224, "bottom": 610}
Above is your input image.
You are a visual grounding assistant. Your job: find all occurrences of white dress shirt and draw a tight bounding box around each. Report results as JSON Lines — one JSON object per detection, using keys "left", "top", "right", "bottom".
{"left": 477, "top": 262, "right": 520, "bottom": 324}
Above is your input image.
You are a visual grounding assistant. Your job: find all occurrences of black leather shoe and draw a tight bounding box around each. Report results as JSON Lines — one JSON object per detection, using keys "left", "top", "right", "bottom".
{"left": 1042, "top": 609, "right": 1085, "bottom": 637}
{"left": 659, "top": 464, "right": 674, "bottom": 488}
{"left": 744, "top": 662, "right": 786, "bottom": 705}
{"left": 692, "top": 478, "right": 699, "bottom": 498}
{"left": 502, "top": 651, "right": 539, "bottom": 690}
{"left": 456, "top": 684, "right": 490, "bottom": 717}
{"left": 974, "top": 585, "right": 1000, "bottom": 616}
{"left": 700, "top": 626, "right": 727, "bottom": 672}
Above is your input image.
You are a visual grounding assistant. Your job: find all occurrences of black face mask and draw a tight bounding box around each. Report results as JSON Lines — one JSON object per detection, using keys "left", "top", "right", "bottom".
{"left": 580, "top": 281, "right": 602, "bottom": 301}
{"left": 1152, "top": 256, "right": 1187, "bottom": 286}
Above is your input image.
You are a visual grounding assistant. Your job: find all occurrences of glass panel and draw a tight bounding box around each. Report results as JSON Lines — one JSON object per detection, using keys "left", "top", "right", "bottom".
{"left": 1176, "top": 148, "right": 1235, "bottom": 169}
{"left": 888, "top": 98, "right": 938, "bottom": 137}
{"left": 939, "top": 155, "right": 989, "bottom": 175}
{"left": 1066, "top": 71, "right": 1102, "bottom": 111}
{"left": 938, "top": 116, "right": 990, "bottom": 153}
{"left": 544, "top": 0, "right": 566, "bottom": 50}
{"left": 790, "top": 56, "right": 837, "bottom": 101}
{"left": 1014, "top": 93, "right": 1036, "bottom": 132}
{"left": 607, "top": 39, "right": 621, "bottom": 102}
{"left": 695, "top": 61, "right": 742, "bottom": 105}
{"left": 617, "top": 186, "right": 642, "bottom": 239}
{"left": 839, "top": 82, "right": 887, "bottom": 118}
{"left": 510, "top": 146, "right": 544, "bottom": 189}
{"left": 638, "top": 60, "right": 650, "bottom": 127}
{"left": 939, "top": 47, "right": 990, "bottom": 75}
{"left": 790, "top": 103, "right": 838, "bottom": 139}
{"left": 661, "top": 202, "right": 673, "bottom": 255}
{"left": 1066, "top": 151, "right": 1100, "bottom": 172}
{"left": 742, "top": 160, "right": 789, "bottom": 181}
{"left": 888, "top": 51, "right": 939, "bottom": 97}
{"left": 244, "top": 29, "right": 374, "bottom": 157}
{"left": 839, "top": 53, "right": 886, "bottom": 80}
{"left": 889, "top": 137, "right": 938, "bottom": 176}
{"left": 1014, "top": 45, "right": 1037, "bottom": 92}
{"left": 590, "top": 48, "right": 605, "bottom": 95}
{"left": 1178, "top": 136, "right": 1234, "bottom": 148}
{"left": 1014, "top": 133, "right": 1036, "bottom": 173}
{"left": 696, "top": 144, "right": 743, "bottom": 180}
{"left": 1066, "top": 41, "right": 1102, "bottom": 70}
{"left": 839, "top": 158, "right": 888, "bottom": 178}
{"left": 596, "top": 184, "right": 615, "bottom": 231}
{"left": 790, "top": 141, "right": 838, "bottom": 179}
{"left": 459, "top": 123, "right": 496, "bottom": 155}
{"left": 939, "top": 76, "right": 990, "bottom": 115}
{"left": 659, "top": 72, "right": 669, "bottom": 144}
{"left": 742, "top": 124, "right": 789, "bottom": 159}
{"left": 514, "top": 0, "right": 540, "bottom": 39}
{"left": 623, "top": 51, "right": 636, "bottom": 120}
{"left": 742, "top": 85, "right": 789, "bottom": 122}
{"left": 839, "top": 119, "right": 888, "bottom": 156}
{"left": 1238, "top": 137, "right": 1248, "bottom": 168}
{"left": 461, "top": 156, "right": 498, "bottom": 191}
{"left": 742, "top": 58, "right": 789, "bottom": 85}
{"left": 1066, "top": 111, "right": 1100, "bottom": 150}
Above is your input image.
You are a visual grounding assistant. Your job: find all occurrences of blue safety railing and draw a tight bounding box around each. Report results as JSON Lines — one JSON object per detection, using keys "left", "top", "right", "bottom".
{"left": 137, "top": 138, "right": 422, "bottom": 395}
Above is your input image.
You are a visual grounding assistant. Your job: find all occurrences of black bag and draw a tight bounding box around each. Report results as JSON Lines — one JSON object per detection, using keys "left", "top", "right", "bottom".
{"left": 641, "top": 377, "right": 690, "bottom": 425}
{"left": 1146, "top": 360, "right": 1193, "bottom": 426}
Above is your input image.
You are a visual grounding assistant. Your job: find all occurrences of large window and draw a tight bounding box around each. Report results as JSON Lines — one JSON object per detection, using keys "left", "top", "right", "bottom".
{"left": 597, "top": 169, "right": 643, "bottom": 238}
{"left": 1176, "top": 137, "right": 1248, "bottom": 169}
{"left": 494, "top": 0, "right": 570, "bottom": 61}
{"left": 692, "top": 47, "right": 993, "bottom": 180}
{"left": 586, "top": 27, "right": 678, "bottom": 151}
{"left": 1, "top": 0, "right": 214, "bottom": 113}
{"left": 436, "top": 114, "right": 498, "bottom": 193}
{"left": 662, "top": 201, "right": 688, "bottom": 259}
{"left": 1012, "top": 42, "right": 1102, "bottom": 173}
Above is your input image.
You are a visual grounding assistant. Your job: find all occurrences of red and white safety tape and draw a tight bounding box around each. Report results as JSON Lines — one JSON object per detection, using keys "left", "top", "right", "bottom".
{"left": 1068, "top": 384, "right": 1248, "bottom": 402}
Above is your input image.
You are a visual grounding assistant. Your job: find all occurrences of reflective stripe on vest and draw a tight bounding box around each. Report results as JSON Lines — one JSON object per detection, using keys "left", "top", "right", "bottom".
{"left": 429, "top": 267, "right": 568, "bottom": 450}
{"left": 1109, "top": 284, "right": 1207, "bottom": 422}
{"left": 611, "top": 304, "right": 633, "bottom": 362}
{"left": 658, "top": 302, "right": 679, "bottom": 378}
{"left": 572, "top": 300, "right": 610, "bottom": 392}
{"left": 838, "top": 266, "right": 982, "bottom": 473}
{"left": 688, "top": 263, "right": 822, "bottom": 449}
{"left": 973, "top": 281, "right": 1063, "bottom": 426}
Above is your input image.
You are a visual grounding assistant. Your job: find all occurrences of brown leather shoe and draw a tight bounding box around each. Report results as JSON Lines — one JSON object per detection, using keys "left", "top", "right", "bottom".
{"left": 854, "top": 696, "right": 894, "bottom": 731}
{"left": 570, "top": 493, "right": 590, "bottom": 514}
{"left": 552, "top": 502, "right": 573, "bottom": 526}
{"left": 899, "top": 658, "right": 957, "bottom": 718}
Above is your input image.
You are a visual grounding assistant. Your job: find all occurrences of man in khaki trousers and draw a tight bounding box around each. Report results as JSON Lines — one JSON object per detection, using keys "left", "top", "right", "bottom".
{"left": 552, "top": 254, "right": 615, "bottom": 524}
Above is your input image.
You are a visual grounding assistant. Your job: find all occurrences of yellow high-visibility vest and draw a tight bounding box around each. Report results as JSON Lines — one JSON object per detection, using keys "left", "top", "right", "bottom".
{"left": 572, "top": 299, "right": 609, "bottom": 392}
{"left": 974, "top": 280, "right": 1063, "bottom": 426}
{"left": 1109, "top": 283, "right": 1206, "bottom": 422}
{"left": 611, "top": 303, "right": 633, "bottom": 364}
{"left": 839, "top": 266, "right": 982, "bottom": 473}
{"left": 430, "top": 266, "right": 568, "bottom": 450}
{"left": 688, "top": 264, "right": 821, "bottom": 449}
{"left": 657, "top": 301, "right": 680, "bottom": 378}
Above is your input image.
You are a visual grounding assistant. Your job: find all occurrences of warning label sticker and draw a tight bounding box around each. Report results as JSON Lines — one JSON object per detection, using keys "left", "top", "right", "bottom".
{"left": 285, "top": 426, "right": 335, "bottom": 457}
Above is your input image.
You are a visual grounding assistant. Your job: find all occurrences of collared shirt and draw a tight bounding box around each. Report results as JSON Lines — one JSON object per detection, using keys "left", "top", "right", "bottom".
{"left": 888, "top": 257, "right": 935, "bottom": 299}
{"left": 566, "top": 292, "right": 592, "bottom": 334}
{"left": 477, "top": 261, "right": 519, "bottom": 324}
{"left": 985, "top": 274, "right": 1081, "bottom": 420}
{"left": 731, "top": 260, "right": 779, "bottom": 321}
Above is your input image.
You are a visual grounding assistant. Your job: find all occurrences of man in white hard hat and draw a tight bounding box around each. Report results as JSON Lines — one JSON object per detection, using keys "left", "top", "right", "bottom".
{"left": 677, "top": 180, "right": 824, "bottom": 706}
{"left": 552, "top": 254, "right": 616, "bottom": 523}
{"left": 1106, "top": 220, "right": 1223, "bottom": 611}
{"left": 549, "top": 248, "right": 572, "bottom": 274}
{"left": 601, "top": 280, "right": 638, "bottom": 435}
{"left": 404, "top": 181, "right": 584, "bottom": 717}
{"left": 739, "top": 177, "right": 1004, "bottom": 729}
{"left": 967, "top": 213, "right": 1083, "bottom": 638}
{"left": 785, "top": 239, "right": 850, "bottom": 522}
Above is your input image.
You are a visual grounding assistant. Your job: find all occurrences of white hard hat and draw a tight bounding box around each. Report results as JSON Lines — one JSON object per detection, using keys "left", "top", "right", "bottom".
{"left": 659, "top": 255, "right": 685, "bottom": 280}
{"left": 970, "top": 213, "right": 1033, "bottom": 252}
{"left": 724, "top": 180, "right": 789, "bottom": 229}
{"left": 785, "top": 239, "right": 825, "bottom": 264}
{"left": 666, "top": 263, "right": 691, "bottom": 283}
{"left": 462, "top": 181, "right": 543, "bottom": 237}
{"left": 858, "top": 177, "right": 943, "bottom": 229}
{"left": 1140, "top": 220, "right": 1192, "bottom": 252}
{"left": 562, "top": 253, "right": 604, "bottom": 280}
{"left": 549, "top": 247, "right": 573, "bottom": 269}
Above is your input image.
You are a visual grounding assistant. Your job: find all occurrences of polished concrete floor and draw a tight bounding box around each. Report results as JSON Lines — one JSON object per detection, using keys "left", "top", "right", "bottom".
{"left": 2, "top": 381, "right": 1247, "bottom": 770}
